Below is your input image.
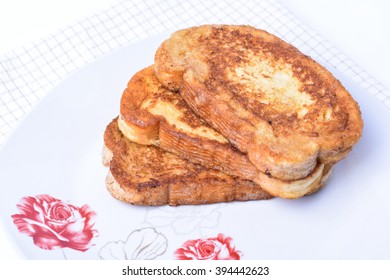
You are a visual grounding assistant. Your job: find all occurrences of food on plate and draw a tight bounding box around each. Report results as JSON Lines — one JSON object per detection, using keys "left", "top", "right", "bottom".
{"left": 118, "top": 66, "right": 333, "bottom": 199}
{"left": 154, "top": 24, "right": 363, "bottom": 197}
{"left": 103, "top": 24, "right": 362, "bottom": 203}
{"left": 103, "top": 118, "right": 273, "bottom": 206}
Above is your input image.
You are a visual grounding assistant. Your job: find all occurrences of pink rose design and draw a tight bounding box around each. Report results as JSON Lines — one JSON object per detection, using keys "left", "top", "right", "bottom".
{"left": 12, "top": 194, "right": 98, "bottom": 251}
{"left": 174, "top": 233, "right": 241, "bottom": 260}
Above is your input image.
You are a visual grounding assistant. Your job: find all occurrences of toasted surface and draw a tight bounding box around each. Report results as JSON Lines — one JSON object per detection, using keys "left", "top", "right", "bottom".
{"left": 155, "top": 24, "right": 363, "bottom": 182}
{"left": 103, "top": 118, "right": 273, "bottom": 206}
{"left": 119, "top": 66, "right": 259, "bottom": 181}
{"left": 119, "top": 66, "right": 333, "bottom": 198}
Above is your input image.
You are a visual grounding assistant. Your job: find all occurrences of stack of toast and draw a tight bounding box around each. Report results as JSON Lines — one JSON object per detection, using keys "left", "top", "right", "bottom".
{"left": 103, "top": 25, "right": 363, "bottom": 206}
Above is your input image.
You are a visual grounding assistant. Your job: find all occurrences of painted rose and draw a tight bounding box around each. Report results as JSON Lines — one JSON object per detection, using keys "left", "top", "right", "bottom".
{"left": 12, "top": 194, "right": 98, "bottom": 251}
{"left": 174, "top": 233, "right": 241, "bottom": 260}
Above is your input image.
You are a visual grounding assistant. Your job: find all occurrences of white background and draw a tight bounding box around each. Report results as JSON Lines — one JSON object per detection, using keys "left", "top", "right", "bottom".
{"left": 0, "top": 0, "right": 389, "bottom": 260}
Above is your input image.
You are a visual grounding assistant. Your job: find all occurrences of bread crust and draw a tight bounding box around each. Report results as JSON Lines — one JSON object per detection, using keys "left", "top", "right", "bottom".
{"left": 120, "top": 66, "right": 259, "bottom": 180}
{"left": 154, "top": 24, "right": 363, "bottom": 182}
{"left": 119, "top": 66, "right": 333, "bottom": 198}
{"left": 103, "top": 118, "right": 273, "bottom": 206}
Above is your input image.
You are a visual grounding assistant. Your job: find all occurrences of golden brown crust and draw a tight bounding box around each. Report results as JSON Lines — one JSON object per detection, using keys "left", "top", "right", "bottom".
{"left": 118, "top": 66, "right": 333, "bottom": 198}
{"left": 119, "top": 66, "right": 259, "bottom": 180}
{"left": 103, "top": 118, "right": 273, "bottom": 206}
{"left": 155, "top": 24, "right": 363, "bottom": 182}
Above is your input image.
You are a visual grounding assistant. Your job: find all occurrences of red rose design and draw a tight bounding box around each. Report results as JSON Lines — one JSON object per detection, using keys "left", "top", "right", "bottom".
{"left": 12, "top": 194, "right": 98, "bottom": 251}
{"left": 174, "top": 233, "right": 241, "bottom": 260}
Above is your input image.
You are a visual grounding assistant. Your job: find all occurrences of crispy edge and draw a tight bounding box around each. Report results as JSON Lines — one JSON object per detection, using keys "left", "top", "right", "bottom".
{"left": 119, "top": 66, "right": 260, "bottom": 181}
{"left": 155, "top": 24, "right": 363, "bottom": 182}
{"left": 118, "top": 64, "right": 333, "bottom": 199}
{"left": 103, "top": 118, "right": 273, "bottom": 206}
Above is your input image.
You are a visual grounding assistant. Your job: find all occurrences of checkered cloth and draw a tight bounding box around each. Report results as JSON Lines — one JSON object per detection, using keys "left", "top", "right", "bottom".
{"left": 0, "top": 0, "right": 388, "bottom": 145}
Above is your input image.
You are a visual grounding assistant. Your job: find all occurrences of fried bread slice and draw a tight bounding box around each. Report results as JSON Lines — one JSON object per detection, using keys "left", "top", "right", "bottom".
{"left": 154, "top": 24, "right": 363, "bottom": 183}
{"left": 118, "top": 66, "right": 333, "bottom": 198}
{"left": 119, "top": 66, "right": 258, "bottom": 180}
{"left": 103, "top": 118, "right": 273, "bottom": 206}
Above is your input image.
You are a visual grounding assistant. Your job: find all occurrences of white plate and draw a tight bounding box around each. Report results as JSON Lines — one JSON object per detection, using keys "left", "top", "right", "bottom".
{"left": 1, "top": 34, "right": 390, "bottom": 260}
